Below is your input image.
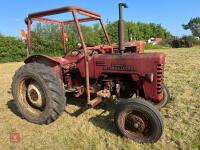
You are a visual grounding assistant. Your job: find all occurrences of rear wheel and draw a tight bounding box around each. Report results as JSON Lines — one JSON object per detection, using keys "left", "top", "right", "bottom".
{"left": 114, "top": 98, "right": 163, "bottom": 143}
{"left": 12, "top": 63, "right": 66, "bottom": 124}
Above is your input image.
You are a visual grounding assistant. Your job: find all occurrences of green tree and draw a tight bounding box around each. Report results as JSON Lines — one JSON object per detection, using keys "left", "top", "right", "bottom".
{"left": 0, "top": 20, "right": 172, "bottom": 63}
{"left": 106, "top": 21, "right": 119, "bottom": 43}
{"left": 32, "top": 23, "right": 63, "bottom": 56}
{"left": 0, "top": 36, "right": 26, "bottom": 62}
{"left": 106, "top": 21, "right": 170, "bottom": 43}
{"left": 28, "top": 21, "right": 171, "bottom": 56}
{"left": 182, "top": 17, "right": 200, "bottom": 37}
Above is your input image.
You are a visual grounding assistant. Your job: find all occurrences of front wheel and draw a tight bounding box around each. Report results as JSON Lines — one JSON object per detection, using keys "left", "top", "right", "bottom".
{"left": 114, "top": 98, "right": 163, "bottom": 143}
{"left": 154, "top": 84, "right": 170, "bottom": 109}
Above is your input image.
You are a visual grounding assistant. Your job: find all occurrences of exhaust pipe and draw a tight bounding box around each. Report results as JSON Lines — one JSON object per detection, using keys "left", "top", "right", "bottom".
{"left": 118, "top": 3, "right": 128, "bottom": 53}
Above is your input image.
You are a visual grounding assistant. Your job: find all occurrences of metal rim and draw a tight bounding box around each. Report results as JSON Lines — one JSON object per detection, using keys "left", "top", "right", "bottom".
{"left": 17, "top": 76, "right": 46, "bottom": 116}
{"left": 120, "top": 109, "right": 151, "bottom": 138}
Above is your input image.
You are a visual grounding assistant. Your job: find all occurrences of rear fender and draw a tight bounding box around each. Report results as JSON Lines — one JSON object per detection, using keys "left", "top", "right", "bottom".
{"left": 24, "top": 55, "right": 63, "bottom": 80}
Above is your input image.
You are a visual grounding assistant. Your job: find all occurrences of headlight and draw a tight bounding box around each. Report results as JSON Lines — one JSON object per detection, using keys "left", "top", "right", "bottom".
{"left": 145, "top": 73, "right": 154, "bottom": 83}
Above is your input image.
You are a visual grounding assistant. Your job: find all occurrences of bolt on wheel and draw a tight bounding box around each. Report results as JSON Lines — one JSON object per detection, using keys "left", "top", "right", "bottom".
{"left": 18, "top": 78, "right": 46, "bottom": 116}
{"left": 120, "top": 110, "right": 150, "bottom": 138}
{"left": 27, "top": 81, "right": 46, "bottom": 109}
{"left": 114, "top": 98, "right": 163, "bottom": 143}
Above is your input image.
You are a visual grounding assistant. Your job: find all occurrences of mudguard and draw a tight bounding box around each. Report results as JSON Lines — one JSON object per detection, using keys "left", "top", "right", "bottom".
{"left": 24, "top": 55, "right": 64, "bottom": 79}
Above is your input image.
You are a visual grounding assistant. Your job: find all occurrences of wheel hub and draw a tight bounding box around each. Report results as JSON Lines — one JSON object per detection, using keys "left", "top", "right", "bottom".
{"left": 27, "top": 81, "right": 45, "bottom": 108}
{"left": 29, "top": 89, "right": 39, "bottom": 101}
{"left": 126, "top": 114, "right": 146, "bottom": 132}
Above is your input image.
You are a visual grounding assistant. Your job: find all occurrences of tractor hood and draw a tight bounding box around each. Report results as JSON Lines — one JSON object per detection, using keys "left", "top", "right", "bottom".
{"left": 77, "top": 52, "right": 166, "bottom": 78}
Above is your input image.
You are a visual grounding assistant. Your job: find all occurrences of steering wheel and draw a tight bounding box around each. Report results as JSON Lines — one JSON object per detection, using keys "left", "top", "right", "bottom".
{"left": 71, "top": 43, "right": 98, "bottom": 56}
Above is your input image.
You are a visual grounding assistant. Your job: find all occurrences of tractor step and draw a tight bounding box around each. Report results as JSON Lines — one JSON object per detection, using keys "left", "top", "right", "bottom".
{"left": 88, "top": 97, "right": 103, "bottom": 107}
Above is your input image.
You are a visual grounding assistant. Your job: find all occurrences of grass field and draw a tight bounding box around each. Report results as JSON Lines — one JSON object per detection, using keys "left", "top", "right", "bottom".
{"left": 0, "top": 47, "right": 200, "bottom": 150}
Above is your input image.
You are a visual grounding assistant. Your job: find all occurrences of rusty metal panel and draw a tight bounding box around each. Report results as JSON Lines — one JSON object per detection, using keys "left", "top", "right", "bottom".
{"left": 28, "top": 6, "right": 101, "bottom": 19}
{"left": 63, "top": 17, "right": 97, "bottom": 25}
{"left": 72, "top": 11, "right": 91, "bottom": 104}
{"left": 32, "top": 17, "right": 62, "bottom": 25}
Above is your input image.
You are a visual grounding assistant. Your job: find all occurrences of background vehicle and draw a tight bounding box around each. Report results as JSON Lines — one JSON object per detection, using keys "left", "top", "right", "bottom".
{"left": 172, "top": 37, "right": 193, "bottom": 48}
{"left": 12, "top": 3, "right": 168, "bottom": 143}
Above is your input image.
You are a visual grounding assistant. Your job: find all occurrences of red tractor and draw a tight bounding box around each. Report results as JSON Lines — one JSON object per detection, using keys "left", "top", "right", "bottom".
{"left": 12, "top": 3, "right": 170, "bottom": 143}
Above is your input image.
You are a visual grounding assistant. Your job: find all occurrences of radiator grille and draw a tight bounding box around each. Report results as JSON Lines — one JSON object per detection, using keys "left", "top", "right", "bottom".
{"left": 156, "top": 64, "right": 164, "bottom": 94}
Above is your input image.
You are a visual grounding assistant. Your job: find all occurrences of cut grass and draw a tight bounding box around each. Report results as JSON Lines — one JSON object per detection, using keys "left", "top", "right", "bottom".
{"left": 0, "top": 47, "right": 200, "bottom": 149}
